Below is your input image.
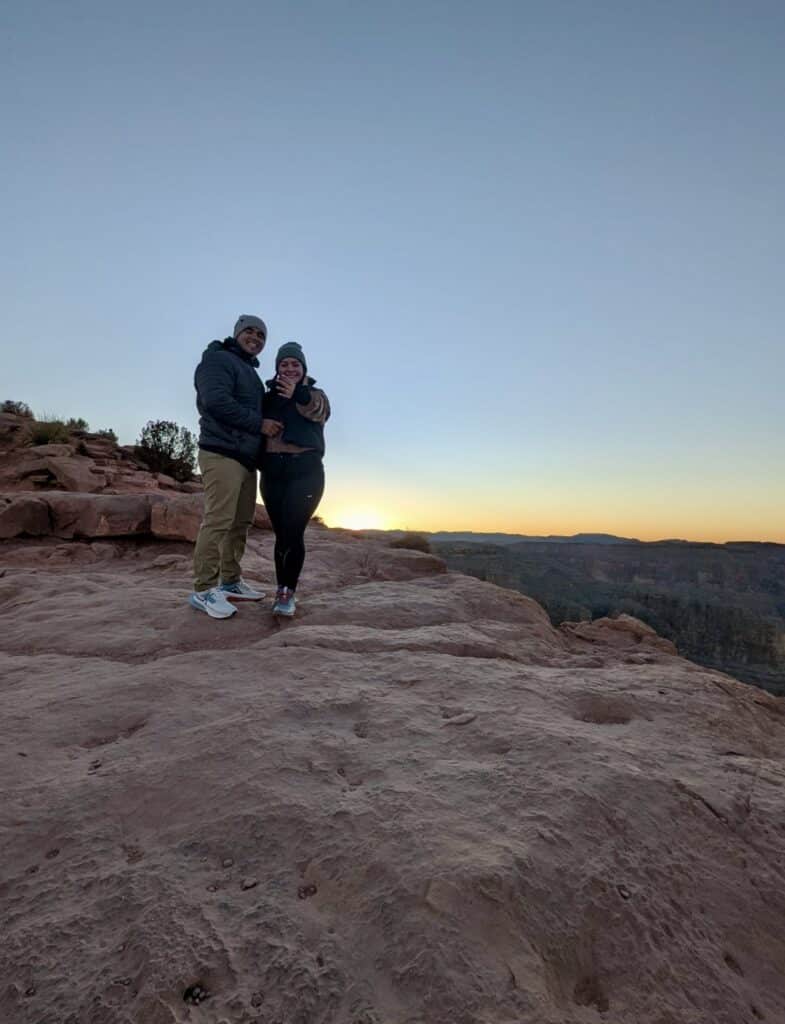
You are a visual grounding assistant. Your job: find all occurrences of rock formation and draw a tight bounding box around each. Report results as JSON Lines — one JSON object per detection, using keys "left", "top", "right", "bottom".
{"left": 1, "top": 411, "right": 784, "bottom": 1023}
{"left": 436, "top": 537, "right": 785, "bottom": 694}
{"left": 0, "top": 412, "right": 200, "bottom": 497}
{"left": 0, "top": 411, "right": 275, "bottom": 543}
{"left": 1, "top": 526, "right": 784, "bottom": 1024}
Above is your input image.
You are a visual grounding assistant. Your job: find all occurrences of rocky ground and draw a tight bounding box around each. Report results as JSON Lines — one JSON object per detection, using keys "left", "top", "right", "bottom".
{"left": 2, "top": 412, "right": 785, "bottom": 1023}
{"left": 2, "top": 523, "right": 785, "bottom": 1024}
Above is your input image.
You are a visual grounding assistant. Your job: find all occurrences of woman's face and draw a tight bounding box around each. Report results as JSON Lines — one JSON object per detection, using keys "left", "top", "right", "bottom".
{"left": 278, "top": 357, "right": 304, "bottom": 383}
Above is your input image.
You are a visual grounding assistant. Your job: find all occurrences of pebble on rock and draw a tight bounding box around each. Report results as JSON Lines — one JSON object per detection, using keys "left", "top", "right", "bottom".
{"left": 241, "top": 877, "right": 258, "bottom": 890}
{"left": 441, "top": 712, "right": 477, "bottom": 727}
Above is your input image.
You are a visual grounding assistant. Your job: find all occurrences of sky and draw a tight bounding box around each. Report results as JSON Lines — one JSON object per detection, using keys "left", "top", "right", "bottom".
{"left": 2, "top": 0, "right": 784, "bottom": 542}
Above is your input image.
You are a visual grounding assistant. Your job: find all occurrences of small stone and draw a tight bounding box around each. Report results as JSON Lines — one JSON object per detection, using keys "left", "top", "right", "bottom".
{"left": 251, "top": 992, "right": 264, "bottom": 1007}
{"left": 207, "top": 883, "right": 218, "bottom": 892}
{"left": 222, "top": 858, "right": 234, "bottom": 868}
{"left": 441, "top": 712, "right": 476, "bottom": 727}
{"left": 617, "top": 884, "right": 632, "bottom": 900}
{"left": 241, "top": 877, "right": 258, "bottom": 890}
{"left": 45, "top": 848, "right": 60, "bottom": 859}
{"left": 25, "top": 986, "right": 36, "bottom": 997}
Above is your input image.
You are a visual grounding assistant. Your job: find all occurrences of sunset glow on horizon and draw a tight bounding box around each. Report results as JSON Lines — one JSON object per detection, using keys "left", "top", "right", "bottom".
{"left": 317, "top": 494, "right": 785, "bottom": 546}
{"left": 322, "top": 505, "right": 395, "bottom": 532}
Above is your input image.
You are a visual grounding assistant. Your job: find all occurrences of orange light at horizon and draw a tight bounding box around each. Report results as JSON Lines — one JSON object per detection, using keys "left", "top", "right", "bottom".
{"left": 323, "top": 506, "right": 393, "bottom": 531}
{"left": 316, "top": 474, "right": 785, "bottom": 546}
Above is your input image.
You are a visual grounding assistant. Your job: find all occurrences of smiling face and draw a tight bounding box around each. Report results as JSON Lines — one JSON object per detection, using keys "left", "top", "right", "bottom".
{"left": 236, "top": 326, "right": 266, "bottom": 357}
{"left": 277, "top": 357, "right": 305, "bottom": 383}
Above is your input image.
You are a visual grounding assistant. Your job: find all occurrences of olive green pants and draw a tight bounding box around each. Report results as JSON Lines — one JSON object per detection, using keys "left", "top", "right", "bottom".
{"left": 192, "top": 450, "right": 258, "bottom": 592}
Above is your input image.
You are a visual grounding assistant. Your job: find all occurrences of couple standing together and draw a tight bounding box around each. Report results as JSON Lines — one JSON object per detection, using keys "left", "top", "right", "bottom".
{"left": 189, "top": 314, "right": 330, "bottom": 619}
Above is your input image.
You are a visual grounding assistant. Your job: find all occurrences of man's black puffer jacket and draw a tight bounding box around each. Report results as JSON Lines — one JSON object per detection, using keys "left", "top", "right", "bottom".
{"left": 194, "top": 338, "right": 264, "bottom": 470}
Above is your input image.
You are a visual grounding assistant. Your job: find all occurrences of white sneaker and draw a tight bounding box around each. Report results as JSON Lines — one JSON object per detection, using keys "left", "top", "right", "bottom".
{"left": 219, "top": 578, "right": 265, "bottom": 601}
{"left": 189, "top": 587, "right": 237, "bottom": 619}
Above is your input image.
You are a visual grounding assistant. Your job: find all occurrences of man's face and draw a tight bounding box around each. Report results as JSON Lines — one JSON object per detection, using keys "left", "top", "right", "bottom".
{"left": 236, "top": 327, "right": 266, "bottom": 356}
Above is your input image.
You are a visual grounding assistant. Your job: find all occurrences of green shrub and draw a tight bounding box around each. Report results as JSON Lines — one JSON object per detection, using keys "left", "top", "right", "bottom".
{"left": 28, "top": 418, "right": 71, "bottom": 445}
{"left": 65, "top": 417, "right": 90, "bottom": 431}
{"left": 2, "top": 400, "right": 34, "bottom": 418}
{"left": 136, "top": 419, "right": 197, "bottom": 482}
{"left": 96, "top": 428, "right": 118, "bottom": 443}
{"left": 389, "top": 532, "right": 431, "bottom": 554}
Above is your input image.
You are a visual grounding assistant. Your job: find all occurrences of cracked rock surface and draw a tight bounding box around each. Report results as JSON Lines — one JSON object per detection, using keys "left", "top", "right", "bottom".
{"left": 1, "top": 527, "right": 784, "bottom": 1023}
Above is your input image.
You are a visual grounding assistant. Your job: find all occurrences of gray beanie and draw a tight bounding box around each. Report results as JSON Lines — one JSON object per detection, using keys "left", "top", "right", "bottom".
{"left": 276, "top": 341, "right": 307, "bottom": 373}
{"left": 233, "top": 314, "right": 267, "bottom": 340}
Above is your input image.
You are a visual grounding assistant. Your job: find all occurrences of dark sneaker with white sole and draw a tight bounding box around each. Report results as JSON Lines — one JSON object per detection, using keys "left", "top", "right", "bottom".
{"left": 273, "top": 587, "right": 297, "bottom": 617}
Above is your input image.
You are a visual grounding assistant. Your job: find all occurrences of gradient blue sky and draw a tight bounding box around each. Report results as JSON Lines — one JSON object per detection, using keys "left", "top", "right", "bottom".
{"left": 2, "top": 1, "right": 784, "bottom": 541}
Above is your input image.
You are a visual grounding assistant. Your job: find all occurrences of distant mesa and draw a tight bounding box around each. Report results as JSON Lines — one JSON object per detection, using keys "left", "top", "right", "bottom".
{"left": 362, "top": 529, "right": 642, "bottom": 545}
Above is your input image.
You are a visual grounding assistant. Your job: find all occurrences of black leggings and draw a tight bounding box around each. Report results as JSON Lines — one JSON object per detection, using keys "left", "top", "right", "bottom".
{"left": 260, "top": 451, "right": 325, "bottom": 591}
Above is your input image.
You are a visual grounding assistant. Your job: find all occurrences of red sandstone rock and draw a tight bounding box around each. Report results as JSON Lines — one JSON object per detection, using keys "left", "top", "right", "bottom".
{"left": 155, "top": 472, "right": 179, "bottom": 489}
{"left": 0, "top": 413, "right": 203, "bottom": 497}
{"left": 0, "top": 529, "right": 783, "bottom": 1024}
{"left": 41, "top": 492, "right": 165, "bottom": 538}
{"left": 150, "top": 493, "right": 204, "bottom": 542}
{"left": 0, "top": 494, "right": 50, "bottom": 539}
{"left": 0, "top": 412, "right": 32, "bottom": 447}
{"left": 561, "top": 613, "right": 678, "bottom": 654}
{"left": 149, "top": 495, "right": 273, "bottom": 541}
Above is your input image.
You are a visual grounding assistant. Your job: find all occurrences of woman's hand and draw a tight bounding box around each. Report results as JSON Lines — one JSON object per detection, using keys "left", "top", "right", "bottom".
{"left": 275, "top": 375, "right": 297, "bottom": 399}
{"left": 261, "top": 418, "right": 283, "bottom": 437}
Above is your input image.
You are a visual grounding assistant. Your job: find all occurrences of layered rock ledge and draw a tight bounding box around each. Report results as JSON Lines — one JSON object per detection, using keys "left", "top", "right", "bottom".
{"left": 1, "top": 527, "right": 784, "bottom": 1024}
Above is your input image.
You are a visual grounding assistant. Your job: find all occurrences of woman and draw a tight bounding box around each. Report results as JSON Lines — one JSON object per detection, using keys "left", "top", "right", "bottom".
{"left": 260, "top": 342, "right": 330, "bottom": 616}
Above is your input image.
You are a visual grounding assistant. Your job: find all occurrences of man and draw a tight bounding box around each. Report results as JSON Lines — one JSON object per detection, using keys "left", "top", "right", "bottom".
{"left": 189, "top": 314, "right": 268, "bottom": 618}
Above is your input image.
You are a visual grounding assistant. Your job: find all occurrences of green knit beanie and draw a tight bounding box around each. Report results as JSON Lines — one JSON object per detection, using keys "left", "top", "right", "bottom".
{"left": 276, "top": 341, "right": 307, "bottom": 374}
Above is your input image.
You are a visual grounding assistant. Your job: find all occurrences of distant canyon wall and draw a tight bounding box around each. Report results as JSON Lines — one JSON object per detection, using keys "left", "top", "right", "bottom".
{"left": 435, "top": 540, "right": 785, "bottom": 695}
